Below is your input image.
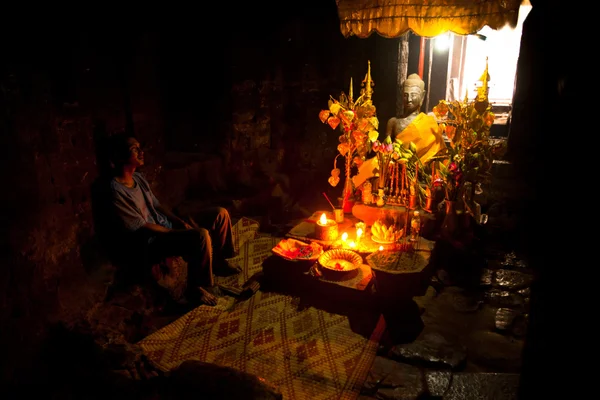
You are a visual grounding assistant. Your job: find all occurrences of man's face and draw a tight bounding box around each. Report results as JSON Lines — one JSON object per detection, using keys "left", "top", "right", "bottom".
{"left": 403, "top": 85, "right": 424, "bottom": 114}
{"left": 125, "top": 138, "right": 144, "bottom": 167}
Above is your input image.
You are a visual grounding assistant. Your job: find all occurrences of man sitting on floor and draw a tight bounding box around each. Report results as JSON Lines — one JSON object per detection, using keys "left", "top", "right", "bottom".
{"left": 104, "top": 132, "right": 239, "bottom": 306}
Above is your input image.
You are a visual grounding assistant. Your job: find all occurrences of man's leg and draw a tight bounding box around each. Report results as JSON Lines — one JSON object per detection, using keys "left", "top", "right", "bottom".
{"left": 189, "top": 207, "right": 237, "bottom": 269}
{"left": 149, "top": 229, "right": 217, "bottom": 304}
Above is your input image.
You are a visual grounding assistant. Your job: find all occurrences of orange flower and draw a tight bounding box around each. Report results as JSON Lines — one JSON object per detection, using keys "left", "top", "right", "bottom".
{"left": 433, "top": 102, "right": 449, "bottom": 118}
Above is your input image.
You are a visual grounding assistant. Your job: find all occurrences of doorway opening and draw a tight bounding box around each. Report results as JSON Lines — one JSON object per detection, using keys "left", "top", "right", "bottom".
{"left": 421, "top": 2, "right": 532, "bottom": 138}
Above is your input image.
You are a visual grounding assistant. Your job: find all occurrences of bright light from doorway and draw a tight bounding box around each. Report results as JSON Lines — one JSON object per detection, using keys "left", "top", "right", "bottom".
{"left": 435, "top": 33, "right": 452, "bottom": 51}
{"left": 461, "top": 4, "right": 532, "bottom": 104}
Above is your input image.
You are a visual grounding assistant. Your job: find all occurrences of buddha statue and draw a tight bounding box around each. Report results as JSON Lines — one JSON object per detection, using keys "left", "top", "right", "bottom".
{"left": 385, "top": 73, "right": 445, "bottom": 164}
{"left": 352, "top": 74, "right": 446, "bottom": 190}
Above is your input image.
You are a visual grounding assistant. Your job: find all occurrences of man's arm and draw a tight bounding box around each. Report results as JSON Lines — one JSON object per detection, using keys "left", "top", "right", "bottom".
{"left": 141, "top": 176, "right": 191, "bottom": 229}
{"left": 156, "top": 204, "right": 192, "bottom": 230}
{"left": 112, "top": 189, "right": 178, "bottom": 234}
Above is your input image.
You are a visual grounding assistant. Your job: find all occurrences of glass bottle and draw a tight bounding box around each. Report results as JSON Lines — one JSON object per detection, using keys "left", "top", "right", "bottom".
{"left": 410, "top": 210, "right": 421, "bottom": 241}
{"left": 342, "top": 172, "right": 354, "bottom": 213}
{"left": 440, "top": 200, "right": 458, "bottom": 239}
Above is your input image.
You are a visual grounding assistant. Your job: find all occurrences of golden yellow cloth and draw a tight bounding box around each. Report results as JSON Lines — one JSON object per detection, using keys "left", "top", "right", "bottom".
{"left": 336, "top": 0, "right": 522, "bottom": 38}
{"left": 396, "top": 113, "right": 445, "bottom": 164}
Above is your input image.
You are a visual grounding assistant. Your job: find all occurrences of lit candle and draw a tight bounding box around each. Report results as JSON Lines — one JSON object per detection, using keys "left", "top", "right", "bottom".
{"left": 356, "top": 228, "right": 363, "bottom": 240}
{"left": 349, "top": 241, "right": 356, "bottom": 248}
{"left": 315, "top": 212, "right": 339, "bottom": 241}
{"left": 318, "top": 213, "right": 328, "bottom": 225}
{"left": 341, "top": 232, "right": 348, "bottom": 241}
{"left": 379, "top": 245, "right": 384, "bottom": 251}
{"left": 355, "top": 222, "right": 366, "bottom": 243}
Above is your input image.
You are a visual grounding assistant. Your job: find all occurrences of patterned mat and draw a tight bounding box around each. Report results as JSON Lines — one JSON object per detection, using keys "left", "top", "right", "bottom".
{"left": 138, "top": 217, "right": 385, "bottom": 400}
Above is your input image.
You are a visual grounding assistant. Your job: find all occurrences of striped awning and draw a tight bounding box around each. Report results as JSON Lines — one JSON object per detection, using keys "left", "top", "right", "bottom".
{"left": 336, "top": 0, "right": 524, "bottom": 38}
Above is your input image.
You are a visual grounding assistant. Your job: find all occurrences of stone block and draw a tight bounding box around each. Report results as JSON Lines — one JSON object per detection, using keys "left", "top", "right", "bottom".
{"left": 425, "top": 371, "right": 520, "bottom": 399}
{"left": 389, "top": 332, "right": 467, "bottom": 370}
{"left": 151, "top": 256, "right": 188, "bottom": 303}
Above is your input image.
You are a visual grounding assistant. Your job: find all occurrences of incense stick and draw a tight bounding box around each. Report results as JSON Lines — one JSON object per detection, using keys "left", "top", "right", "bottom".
{"left": 322, "top": 192, "right": 336, "bottom": 210}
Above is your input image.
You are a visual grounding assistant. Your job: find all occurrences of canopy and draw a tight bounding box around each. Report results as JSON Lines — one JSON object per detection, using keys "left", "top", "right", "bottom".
{"left": 336, "top": 0, "right": 523, "bottom": 38}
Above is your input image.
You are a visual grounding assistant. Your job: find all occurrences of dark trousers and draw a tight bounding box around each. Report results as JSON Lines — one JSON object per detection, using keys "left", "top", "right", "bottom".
{"left": 148, "top": 207, "right": 235, "bottom": 288}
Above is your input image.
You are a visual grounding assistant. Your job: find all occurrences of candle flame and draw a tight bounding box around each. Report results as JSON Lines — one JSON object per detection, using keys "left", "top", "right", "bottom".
{"left": 379, "top": 245, "right": 384, "bottom": 251}
{"left": 341, "top": 232, "right": 348, "bottom": 241}
{"left": 356, "top": 228, "right": 363, "bottom": 238}
{"left": 319, "top": 213, "right": 327, "bottom": 225}
{"left": 349, "top": 241, "right": 356, "bottom": 248}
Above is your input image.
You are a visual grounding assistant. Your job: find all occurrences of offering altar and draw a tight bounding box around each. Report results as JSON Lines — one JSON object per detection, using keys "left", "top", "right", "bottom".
{"left": 257, "top": 58, "right": 511, "bottom": 352}
{"left": 286, "top": 211, "right": 433, "bottom": 253}
{"left": 262, "top": 209, "right": 435, "bottom": 310}
{"left": 262, "top": 59, "right": 506, "bottom": 315}
{"left": 316, "top": 59, "right": 504, "bottom": 244}
{"left": 351, "top": 203, "right": 430, "bottom": 228}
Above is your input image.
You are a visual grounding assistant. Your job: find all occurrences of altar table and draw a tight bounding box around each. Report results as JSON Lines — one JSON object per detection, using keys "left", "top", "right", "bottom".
{"left": 264, "top": 210, "right": 435, "bottom": 303}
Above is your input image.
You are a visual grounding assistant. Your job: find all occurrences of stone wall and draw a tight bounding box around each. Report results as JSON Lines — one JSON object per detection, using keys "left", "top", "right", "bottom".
{"left": 1, "top": 8, "right": 404, "bottom": 383}
{"left": 0, "top": 30, "right": 166, "bottom": 382}
{"left": 221, "top": 11, "right": 401, "bottom": 206}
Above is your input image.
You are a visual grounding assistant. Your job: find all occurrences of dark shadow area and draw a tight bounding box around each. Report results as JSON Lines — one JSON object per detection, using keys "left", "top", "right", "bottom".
{"left": 4, "top": 322, "right": 146, "bottom": 396}
{"left": 378, "top": 299, "right": 425, "bottom": 345}
{"left": 513, "top": 2, "right": 568, "bottom": 398}
{"left": 3, "top": 322, "right": 283, "bottom": 399}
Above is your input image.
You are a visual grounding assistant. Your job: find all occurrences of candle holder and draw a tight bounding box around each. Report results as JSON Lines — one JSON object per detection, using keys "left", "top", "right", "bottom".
{"left": 355, "top": 221, "right": 366, "bottom": 243}
{"left": 315, "top": 218, "right": 339, "bottom": 241}
{"left": 424, "top": 195, "right": 433, "bottom": 213}
{"left": 409, "top": 194, "right": 418, "bottom": 210}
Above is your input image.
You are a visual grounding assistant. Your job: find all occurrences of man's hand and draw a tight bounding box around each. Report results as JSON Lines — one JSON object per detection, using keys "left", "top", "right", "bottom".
{"left": 141, "top": 222, "right": 172, "bottom": 234}
{"left": 172, "top": 217, "right": 196, "bottom": 230}
{"left": 156, "top": 204, "right": 192, "bottom": 230}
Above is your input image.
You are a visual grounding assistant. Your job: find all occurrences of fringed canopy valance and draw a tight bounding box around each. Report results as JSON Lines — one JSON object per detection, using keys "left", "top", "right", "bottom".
{"left": 336, "top": 0, "right": 523, "bottom": 38}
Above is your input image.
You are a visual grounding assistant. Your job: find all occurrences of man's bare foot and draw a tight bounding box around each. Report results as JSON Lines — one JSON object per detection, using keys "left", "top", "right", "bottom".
{"left": 197, "top": 287, "right": 218, "bottom": 306}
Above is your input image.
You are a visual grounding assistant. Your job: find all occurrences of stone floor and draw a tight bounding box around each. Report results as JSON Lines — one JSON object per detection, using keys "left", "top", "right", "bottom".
{"left": 358, "top": 249, "right": 531, "bottom": 400}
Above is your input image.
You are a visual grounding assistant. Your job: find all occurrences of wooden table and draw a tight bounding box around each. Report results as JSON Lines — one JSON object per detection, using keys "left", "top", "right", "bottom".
{"left": 261, "top": 254, "right": 375, "bottom": 308}
{"left": 262, "top": 210, "right": 438, "bottom": 342}
{"left": 263, "top": 210, "right": 436, "bottom": 310}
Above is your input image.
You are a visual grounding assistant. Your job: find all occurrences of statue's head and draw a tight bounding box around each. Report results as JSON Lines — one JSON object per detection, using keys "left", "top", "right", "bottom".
{"left": 402, "top": 73, "right": 425, "bottom": 115}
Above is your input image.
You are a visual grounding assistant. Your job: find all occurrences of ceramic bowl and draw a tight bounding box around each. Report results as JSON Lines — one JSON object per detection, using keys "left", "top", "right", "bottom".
{"left": 317, "top": 248, "right": 362, "bottom": 275}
